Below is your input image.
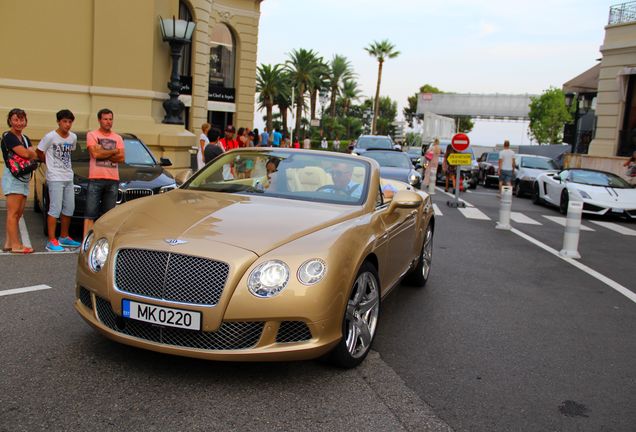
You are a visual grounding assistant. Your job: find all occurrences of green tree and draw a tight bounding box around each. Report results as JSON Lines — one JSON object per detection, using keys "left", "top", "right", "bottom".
{"left": 365, "top": 40, "right": 400, "bottom": 134}
{"left": 339, "top": 79, "right": 362, "bottom": 116}
{"left": 308, "top": 59, "right": 329, "bottom": 120}
{"left": 286, "top": 49, "right": 324, "bottom": 140}
{"left": 256, "top": 64, "right": 287, "bottom": 134}
{"left": 528, "top": 87, "right": 572, "bottom": 144}
{"left": 328, "top": 54, "right": 355, "bottom": 117}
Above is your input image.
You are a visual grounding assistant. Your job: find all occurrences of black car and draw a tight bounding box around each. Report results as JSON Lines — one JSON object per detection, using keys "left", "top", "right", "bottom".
{"left": 477, "top": 151, "right": 500, "bottom": 187}
{"left": 33, "top": 132, "right": 176, "bottom": 234}
{"left": 435, "top": 141, "right": 479, "bottom": 189}
{"left": 404, "top": 146, "right": 423, "bottom": 167}
{"left": 361, "top": 149, "right": 422, "bottom": 189}
{"left": 353, "top": 135, "right": 395, "bottom": 155}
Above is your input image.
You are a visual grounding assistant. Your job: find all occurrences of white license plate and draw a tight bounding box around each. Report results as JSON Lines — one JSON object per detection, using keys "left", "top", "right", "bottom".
{"left": 122, "top": 299, "right": 201, "bottom": 331}
{"left": 612, "top": 208, "right": 624, "bottom": 213}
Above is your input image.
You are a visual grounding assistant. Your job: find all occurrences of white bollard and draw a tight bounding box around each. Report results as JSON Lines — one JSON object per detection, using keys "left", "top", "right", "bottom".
{"left": 428, "top": 168, "right": 437, "bottom": 195}
{"left": 559, "top": 200, "right": 583, "bottom": 259}
{"left": 496, "top": 186, "right": 513, "bottom": 230}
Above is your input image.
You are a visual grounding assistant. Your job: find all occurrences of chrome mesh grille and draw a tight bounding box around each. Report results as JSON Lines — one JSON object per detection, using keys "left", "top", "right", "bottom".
{"left": 94, "top": 296, "right": 263, "bottom": 350}
{"left": 276, "top": 321, "right": 312, "bottom": 343}
{"left": 79, "top": 286, "right": 92, "bottom": 310}
{"left": 115, "top": 249, "right": 229, "bottom": 306}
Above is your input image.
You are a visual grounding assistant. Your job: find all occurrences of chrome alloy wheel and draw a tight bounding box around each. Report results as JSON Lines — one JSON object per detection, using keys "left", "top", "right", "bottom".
{"left": 344, "top": 270, "right": 380, "bottom": 359}
{"left": 421, "top": 225, "right": 433, "bottom": 280}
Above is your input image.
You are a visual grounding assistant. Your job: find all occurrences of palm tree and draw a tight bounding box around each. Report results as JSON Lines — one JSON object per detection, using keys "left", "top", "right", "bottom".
{"left": 285, "top": 48, "right": 324, "bottom": 140}
{"left": 256, "top": 64, "right": 286, "bottom": 134}
{"left": 339, "top": 79, "right": 361, "bottom": 116}
{"left": 328, "top": 55, "right": 354, "bottom": 117}
{"left": 308, "top": 60, "right": 329, "bottom": 121}
{"left": 365, "top": 40, "right": 400, "bottom": 134}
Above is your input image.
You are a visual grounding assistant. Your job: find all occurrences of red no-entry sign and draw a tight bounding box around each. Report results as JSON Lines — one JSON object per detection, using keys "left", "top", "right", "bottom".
{"left": 451, "top": 133, "right": 470, "bottom": 152}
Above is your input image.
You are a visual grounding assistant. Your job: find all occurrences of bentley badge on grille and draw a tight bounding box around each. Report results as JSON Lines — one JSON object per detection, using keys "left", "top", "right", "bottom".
{"left": 164, "top": 239, "right": 187, "bottom": 245}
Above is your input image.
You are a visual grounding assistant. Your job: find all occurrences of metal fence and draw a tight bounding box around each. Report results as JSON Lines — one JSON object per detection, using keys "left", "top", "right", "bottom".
{"left": 609, "top": 1, "right": 636, "bottom": 25}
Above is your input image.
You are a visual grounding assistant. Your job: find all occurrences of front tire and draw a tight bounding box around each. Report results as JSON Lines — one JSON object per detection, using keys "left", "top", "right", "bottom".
{"left": 404, "top": 223, "right": 433, "bottom": 286}
{"left": 532, "top": 182, "right": 543, "bottom": 205}
{"left": 514, "top": 180, "right": 523, "bottom": 198}
{"left": 559, "top": 189, "right": 569, "bottom": 214}
{"left": 327, "top": 261, "right": 380, "bottom": 369}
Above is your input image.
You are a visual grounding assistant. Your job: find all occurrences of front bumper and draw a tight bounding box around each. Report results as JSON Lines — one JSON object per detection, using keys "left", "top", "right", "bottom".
{"left": 75, "top": 286, "right": 341, "bottom": 361}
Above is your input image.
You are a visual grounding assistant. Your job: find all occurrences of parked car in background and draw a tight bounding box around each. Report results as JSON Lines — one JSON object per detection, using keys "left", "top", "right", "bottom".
{"left": 477, "top": 151, "right": 500, "bottom": 187}
{"left": 404, "top": 146, "right": 423, "bottom": 167}
{"left": 436, "top": 140, "right": 479, "bottom": 189}
{"left": 361, "top": 149, "right": 422, "bottom": 189}
{"left": 513, "top": 154, "right": 559, "bottom": 197}
{"left": 75, "top": 148, "right": 435, "bottom": 368}
{"left": 532, "top": 168, "right": 636, "bottom": 218}
{"left": 33, "top": 132, "right": 176, "bottom": 234}
{"left": 353, "top": 135, "right": 395, "bottom": 155}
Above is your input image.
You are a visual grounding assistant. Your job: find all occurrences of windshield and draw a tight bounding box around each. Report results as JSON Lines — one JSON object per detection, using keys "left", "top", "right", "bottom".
{"left": 570, "top": 170, "right": 631, "bottom": 188}
{"left": 487, "top": 152, "right": 499, "bottom": 163}
{"left": 71, "top": 137, "right": 156, "bottom": 165}
{"left": 521, "top": 157, "right": 558, "bottom": 170}
{"left": 184, "top": 150, "right": 371, "bottom": 205}
{"left": 406, "top": 147, "right": 420, "bottom": 156}
{"left": 356, "top": 136, "right": 393, "bottom": 150}
{"left": 363, "top": 151, "right": 412, "bottom": 169}
{"left": 440, "top": 143, "right": 475, "bottom": 158}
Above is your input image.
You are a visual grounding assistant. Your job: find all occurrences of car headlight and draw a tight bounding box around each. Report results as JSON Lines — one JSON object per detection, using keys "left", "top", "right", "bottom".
{"left": 159, "top": 182, "right": 177, "bottom": 193}
{"left": 88, "top": 238, "right": 109, "bottom": 272}
{"left": 297, "top": 259, "right": 327, "bottom": 285}
{"left": 82, "top": 231, "right": 93, "bottom": 254}
{"left": 577, "top": 189, "right": 591, "bottom": 199}
{"left": 409, "top": 173, "right": 421, "bottom": 185}
{"left": 248, "top": 260, "right": 290, "bottom": 298}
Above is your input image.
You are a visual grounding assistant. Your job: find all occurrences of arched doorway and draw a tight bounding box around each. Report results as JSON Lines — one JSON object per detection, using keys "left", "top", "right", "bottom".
{"left": 208, "top": 22, "right": 236, "bottom": 129}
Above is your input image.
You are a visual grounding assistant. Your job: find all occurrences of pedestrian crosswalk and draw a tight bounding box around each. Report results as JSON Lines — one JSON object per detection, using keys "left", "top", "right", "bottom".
{"left": 430, "top": 200, "right": 636, "bottom": 237}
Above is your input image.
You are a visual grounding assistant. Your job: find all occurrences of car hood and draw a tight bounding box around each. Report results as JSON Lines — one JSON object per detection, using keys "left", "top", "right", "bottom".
{"left": 379, "top": 166, "right": 417, "bottom": 182}
{"left": 113, "top": 190, "right": 362, "bottom": 256}
{"left": 570, "top": 184, "right": 636, "bottom": 207}
{"left": 519, "top": 168, "right": 557, "bottom": 178}
{"left": 73, "top": 162, "right": 173, "bottom": 184}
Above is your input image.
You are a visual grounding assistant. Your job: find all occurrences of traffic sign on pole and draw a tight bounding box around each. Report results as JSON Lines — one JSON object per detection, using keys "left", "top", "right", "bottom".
{"left": 451, "top": 133, "right": 470, "bottom": 152}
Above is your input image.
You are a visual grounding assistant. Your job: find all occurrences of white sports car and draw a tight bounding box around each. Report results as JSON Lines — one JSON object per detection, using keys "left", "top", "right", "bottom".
{"left": 532, "top": 169, "right": 636, "bottom": 218}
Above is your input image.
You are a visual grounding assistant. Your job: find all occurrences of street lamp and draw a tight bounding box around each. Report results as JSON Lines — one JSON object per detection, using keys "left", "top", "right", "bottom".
{"left": 159, "top": 16, "right": 196, "bottom": 124}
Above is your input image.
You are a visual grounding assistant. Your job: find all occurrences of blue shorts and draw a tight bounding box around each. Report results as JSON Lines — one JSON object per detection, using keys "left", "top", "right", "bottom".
{"left": 85, "top": 179, "right": 118, "bottom": 219}
{"left": 2, "top": 168, "right": 30, "bottom": 196}
{"left": 47, "top": 180, "right": 75, "bottom": 218}
{"left": 499, "top": 170, "right": 513, "bottom": 183}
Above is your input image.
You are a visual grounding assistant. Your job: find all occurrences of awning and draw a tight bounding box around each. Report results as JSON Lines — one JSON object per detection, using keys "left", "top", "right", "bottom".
{"left": 562, "top": 64, "right": 600, "bottom": 93}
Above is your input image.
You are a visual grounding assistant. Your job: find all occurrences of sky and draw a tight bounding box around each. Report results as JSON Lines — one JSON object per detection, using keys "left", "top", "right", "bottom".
{"left": 254, "top": 0, "right": 614, "bottom": 146}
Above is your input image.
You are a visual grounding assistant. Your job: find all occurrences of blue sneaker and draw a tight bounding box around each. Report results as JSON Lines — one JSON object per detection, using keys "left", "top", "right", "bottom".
{"left": 59, "top": 236, "right": 81, "bottom": 248}
{"left": 46, "top": 239, "right": 65, "bottom": 252}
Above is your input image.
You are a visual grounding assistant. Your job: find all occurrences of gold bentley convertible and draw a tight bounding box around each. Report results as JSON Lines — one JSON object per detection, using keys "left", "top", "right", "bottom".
{"left": 75, "top": 148, "right": 435, "bottom": 368}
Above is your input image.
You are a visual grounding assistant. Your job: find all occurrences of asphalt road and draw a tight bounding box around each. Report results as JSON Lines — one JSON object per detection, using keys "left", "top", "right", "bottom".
{"left": 1, "top": 188, "right": 635, "bottom": 431}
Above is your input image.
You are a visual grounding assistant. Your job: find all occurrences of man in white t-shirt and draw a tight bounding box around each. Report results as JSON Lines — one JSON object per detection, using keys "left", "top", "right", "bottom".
{"left": 498, "top": 140, "right": 516, "bottom": 194}
{"left": 321, "top": 137, "right": 328, "bottom": 150}
{"left": 36, "top": 109, "right": 81, "bottom": 252}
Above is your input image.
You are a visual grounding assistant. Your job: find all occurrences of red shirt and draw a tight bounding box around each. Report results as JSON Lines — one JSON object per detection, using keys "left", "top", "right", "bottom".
{"left": 220, "top": 138, "right": 238, "bottom": 151}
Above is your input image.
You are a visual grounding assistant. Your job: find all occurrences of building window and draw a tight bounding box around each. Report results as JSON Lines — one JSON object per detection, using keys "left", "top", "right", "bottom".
{"left": 178, "top": 1, "right": 193, "bottom": 95}
{"left": 620, "top": 75, "right": 636, "bottom": 156}
{"left": 208, "top": 23, "right": 236, "bottom": 103}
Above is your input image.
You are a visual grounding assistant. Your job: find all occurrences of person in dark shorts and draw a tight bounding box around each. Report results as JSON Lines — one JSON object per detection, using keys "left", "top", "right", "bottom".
{"left": 83, "top": 109, "right": 125, "bottom": 237}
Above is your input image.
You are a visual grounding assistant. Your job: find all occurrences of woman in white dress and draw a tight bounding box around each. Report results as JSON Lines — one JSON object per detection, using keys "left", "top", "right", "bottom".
{"left": 197, "top": 123, "right": 211, "bottom": 170}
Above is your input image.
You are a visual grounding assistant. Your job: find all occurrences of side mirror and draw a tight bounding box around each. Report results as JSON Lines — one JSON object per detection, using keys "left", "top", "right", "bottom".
{"left": 160, "top": 157, "right": 173, "bottom": 167}
{"left": 387, "top": 190, "right": 423, "bottom": 214}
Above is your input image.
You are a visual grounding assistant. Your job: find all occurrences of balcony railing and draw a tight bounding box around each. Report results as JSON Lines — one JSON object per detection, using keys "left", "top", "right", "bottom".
{"left": 609, "top": 1, "right": 636, "bottom": 25}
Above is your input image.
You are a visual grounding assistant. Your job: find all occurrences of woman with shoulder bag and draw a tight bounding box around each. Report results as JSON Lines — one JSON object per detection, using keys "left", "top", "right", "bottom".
{"left": 2, "top": 108, "right": 38, "bottom": 254}
{"left": 423, "top": 138, "right": 441, "bottom": 189}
